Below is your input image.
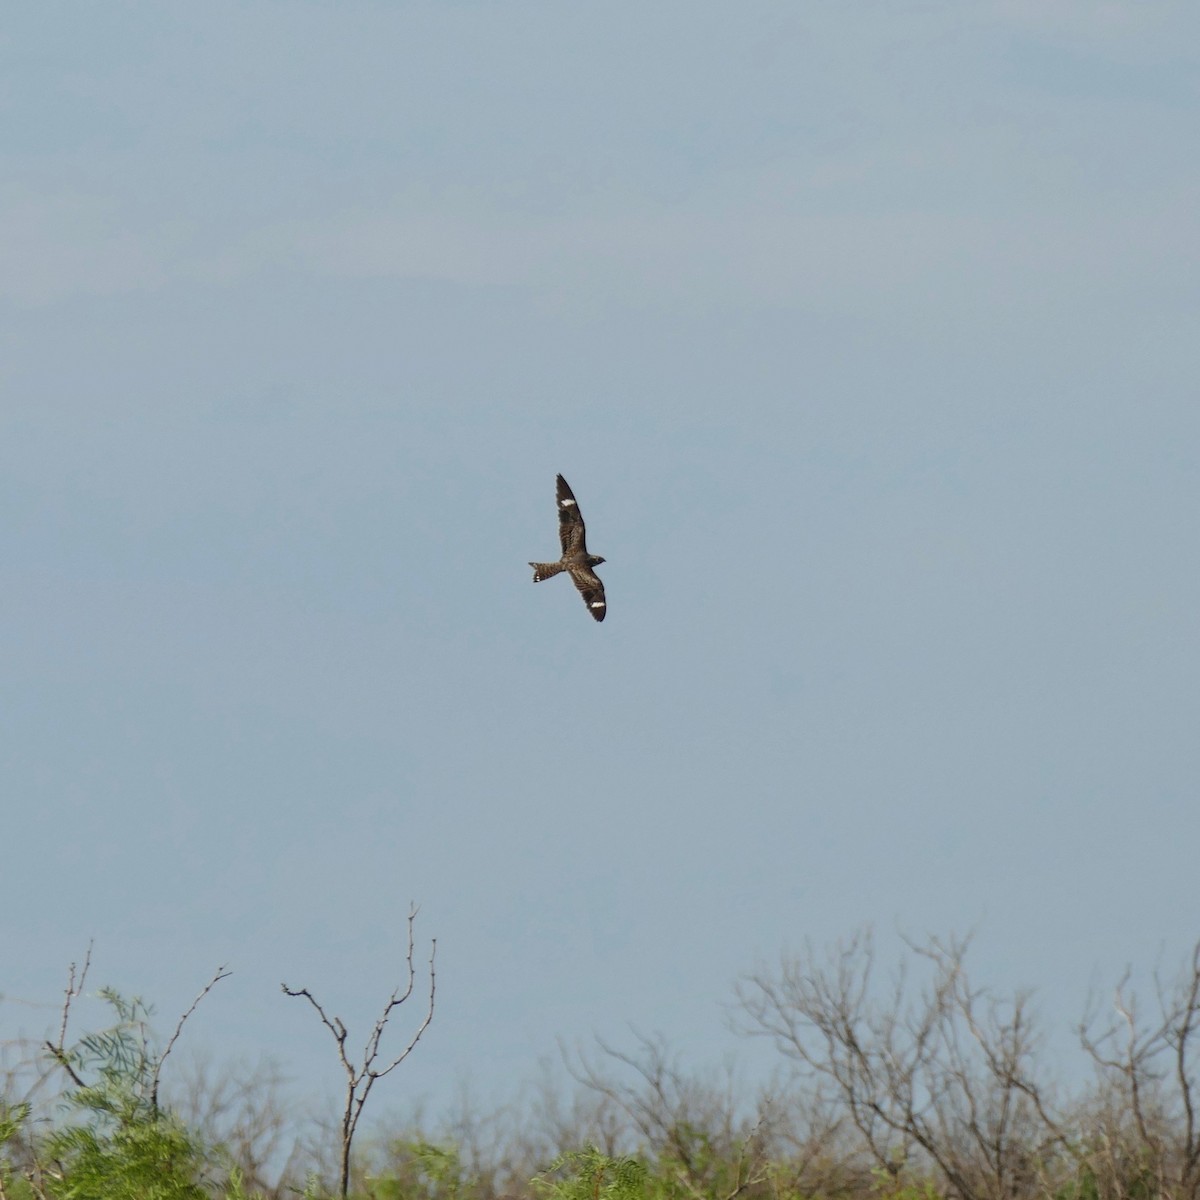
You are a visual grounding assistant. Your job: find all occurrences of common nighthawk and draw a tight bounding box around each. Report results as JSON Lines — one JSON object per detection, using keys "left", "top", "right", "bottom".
{"left": 529, "top": 474, "right": 607, "bottom": 622}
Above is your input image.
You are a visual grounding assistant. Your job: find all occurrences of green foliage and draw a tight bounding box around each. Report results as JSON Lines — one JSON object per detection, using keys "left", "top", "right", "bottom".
{"left": 46, "top": 1116, "right": 206, "bottom": 1200}
{"left": 8, "top": 936, "right": 1200, "bottom": 1200}
{"left": 360, "top": 1139, "right": 478, "bottom": 1200}
{"left": 1052, "top": 1170, "right": 1100, "bottom": 1200}
{"left": 42, "top": 989, "right": 209, "bottom": 1200}
{"left": 1, "top": 1100, "right": 31, "bottom": 1146}
{"left": 536, "top": 1147, "right": 652, "bottom": 1200}
{"left": 222, "top": 1165, "right": 268, "bottom": 1200}
{"left": 868, "top": 1167, "right": 943, "bottom": 1200}
{"left": 653, "top": 1121, "right": 759, "bottom": 1200}
{"left": 1052, "top": 1162, "right": 1156, "bottom": 1200}
{"left": 1, "top": 1100, "right": 35, "bottom": 1199}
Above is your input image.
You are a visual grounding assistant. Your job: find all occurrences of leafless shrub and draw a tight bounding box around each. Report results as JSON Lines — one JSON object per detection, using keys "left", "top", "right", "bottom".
{"left": 283, "top": 904, "right": 436, "bottom": 1200}
{"left": 563, "top": 1029, "right": 854, "bottom": 1200}
{"left": 734, "top": 931, "right": 1075, "bottom": 1200}
{"left": 423, "top": 1077, "right": 590, "bottom": 1198}
{"left": 1079, "top": 938, "right": 1200, "bottom": 1200}
{"left": 519, "top": 1056, "right": 631, "bottom": 1168}
{"left": 166, "top": 1052, "right": 306, "bottom": 1199}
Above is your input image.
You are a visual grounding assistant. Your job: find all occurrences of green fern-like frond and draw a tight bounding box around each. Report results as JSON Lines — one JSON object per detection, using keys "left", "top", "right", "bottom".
{"left": 537, "top": 1147, "right": 651, "bottom": 1200}
{"left": 0, "top": 1101, "right": 31, "bottom": 1146}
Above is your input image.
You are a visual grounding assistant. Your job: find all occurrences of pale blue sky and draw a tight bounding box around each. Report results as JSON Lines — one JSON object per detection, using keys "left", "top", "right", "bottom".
{"left": 3, "top": 0, "right": 1199, "bottom": 1118}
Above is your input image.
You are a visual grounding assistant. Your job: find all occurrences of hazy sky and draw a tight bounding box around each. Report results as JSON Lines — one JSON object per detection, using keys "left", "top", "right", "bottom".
{"left": 3, "top": 0, "right": 1199, "bottom": 1123}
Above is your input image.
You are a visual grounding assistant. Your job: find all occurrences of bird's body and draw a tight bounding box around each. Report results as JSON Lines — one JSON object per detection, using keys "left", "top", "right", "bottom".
{"left": 529, "top": 474, "right": 607, "bottom": 621}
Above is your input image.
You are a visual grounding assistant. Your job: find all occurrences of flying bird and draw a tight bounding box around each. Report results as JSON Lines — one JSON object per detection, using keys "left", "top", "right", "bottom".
{"left": 529, "top": 474, "right": 607, "bottom": 622}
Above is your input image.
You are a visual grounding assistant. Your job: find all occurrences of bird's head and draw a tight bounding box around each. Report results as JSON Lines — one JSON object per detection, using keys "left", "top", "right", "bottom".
{"left": 589, "top": 555, "right": 606, "bottom": 566}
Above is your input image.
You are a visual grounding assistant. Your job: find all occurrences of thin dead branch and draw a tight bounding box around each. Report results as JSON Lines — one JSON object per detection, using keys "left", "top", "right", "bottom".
{"left": 282, "top": 904, "right": 436, "bottom": 1200}
{"left": 150, "top": 964, "right": 231, "bottom": 1111}
{"left": 42, "top": 944, "right": 92, "bottom": 1089}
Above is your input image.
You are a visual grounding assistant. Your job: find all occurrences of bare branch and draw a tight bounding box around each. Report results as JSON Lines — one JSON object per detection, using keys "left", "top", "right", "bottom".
{"left": 280, "top": 984, "right": 353, "bottom": 1075}
{"left": 150, "top": 964, "right": 231, "bottom": 1111}
{"left": 373, "top": 937, "right": 436, "bottom": 1082}
{"left": 42, "top": 944, "right": 93, "bottom": 1089}
{"left": 283, "top": 904, "right": 436, "bottom": 1199}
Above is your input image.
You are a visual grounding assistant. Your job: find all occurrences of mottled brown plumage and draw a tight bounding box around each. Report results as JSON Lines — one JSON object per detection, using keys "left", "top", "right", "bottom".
{"left": 529, "top": 474, "right": 607, "bottom": 622}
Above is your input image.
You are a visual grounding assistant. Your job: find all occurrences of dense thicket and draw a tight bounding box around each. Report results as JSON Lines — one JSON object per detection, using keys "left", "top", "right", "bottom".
{"left": 3, "top": 933, "right": 1198, "bottom": 1200}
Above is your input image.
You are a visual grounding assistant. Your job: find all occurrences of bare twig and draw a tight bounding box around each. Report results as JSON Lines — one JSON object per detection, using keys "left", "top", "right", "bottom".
{"left": 149, "top": 964, "right": 231, "bottom": 1111}
{"left": 42, "top": 944, "right": 93, "bottom": 1089}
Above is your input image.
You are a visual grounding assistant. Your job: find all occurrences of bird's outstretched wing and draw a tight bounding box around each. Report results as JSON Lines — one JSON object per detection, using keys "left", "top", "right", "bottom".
{"left": 556, "top": 474, "right": 588, "bottom": 556}
{"left": 569, "top": 566, "right": 607, "bottom": 622}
